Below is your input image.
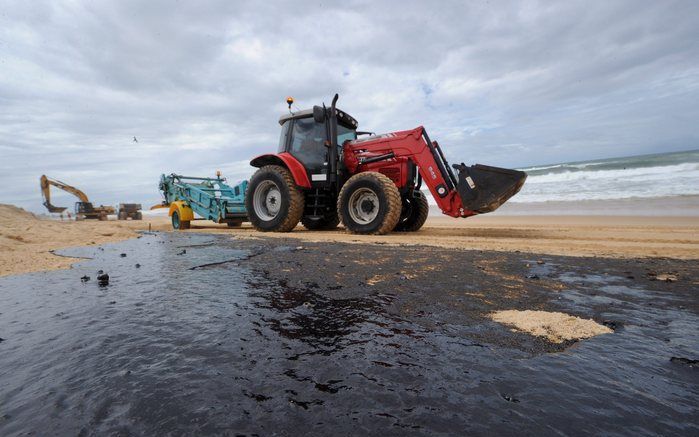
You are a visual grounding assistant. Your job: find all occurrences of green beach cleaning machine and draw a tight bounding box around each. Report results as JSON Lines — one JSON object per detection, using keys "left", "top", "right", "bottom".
{"left": 157, "top": 173, "right": 248, "bottom": 229}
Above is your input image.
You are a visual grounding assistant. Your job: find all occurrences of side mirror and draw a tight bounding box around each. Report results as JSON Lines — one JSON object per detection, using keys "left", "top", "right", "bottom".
{"left": 313, "top": 105, "right": 326, "bottom": 123}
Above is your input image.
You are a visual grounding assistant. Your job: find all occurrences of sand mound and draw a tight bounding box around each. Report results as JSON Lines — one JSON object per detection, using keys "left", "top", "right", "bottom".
{"left": 0, "top": 203, "right": 160, "bottom": 276}
{"left": 490, "top": 310, "right": 612, "bottom": 343}
{"left": 0, "top": 204, "right": 37, "bottom": 221}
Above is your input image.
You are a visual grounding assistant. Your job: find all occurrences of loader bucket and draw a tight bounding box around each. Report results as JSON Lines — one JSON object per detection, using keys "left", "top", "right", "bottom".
{"left": 452, "top": 163, "right": 527, "bottom": 214}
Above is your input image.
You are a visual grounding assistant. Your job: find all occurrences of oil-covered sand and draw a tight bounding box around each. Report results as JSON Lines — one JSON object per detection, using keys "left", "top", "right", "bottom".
{"left": 0, "top": 232, "right": 697, "bottom": 436}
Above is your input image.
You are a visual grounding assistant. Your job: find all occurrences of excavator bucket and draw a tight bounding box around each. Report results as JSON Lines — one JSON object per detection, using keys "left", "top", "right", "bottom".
{"left": 42, "top": 202, "right": 67, "bottom": 214}
{"left": 452, "top": 163, "right": 527, "bottom": 214}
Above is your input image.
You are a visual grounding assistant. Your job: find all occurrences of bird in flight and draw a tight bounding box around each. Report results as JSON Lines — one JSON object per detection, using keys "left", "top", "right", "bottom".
{"left": 133, "top": 136, "right": 138, "bottom": 143}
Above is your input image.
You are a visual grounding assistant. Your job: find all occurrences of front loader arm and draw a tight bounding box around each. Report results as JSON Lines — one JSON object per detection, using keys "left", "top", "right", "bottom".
{"left": 346, "top": 127, "right": 470, "bottom": 217}
{"left": 345, "top": 127, "right": 526, "bottom": 217}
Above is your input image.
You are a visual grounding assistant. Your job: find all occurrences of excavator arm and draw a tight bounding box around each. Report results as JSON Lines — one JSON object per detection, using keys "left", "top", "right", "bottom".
{"left": 40, "top": 175, "right": 90, "bottom": 213}
{"left": 344, "top": 127, "right": 526, "bottom": 218}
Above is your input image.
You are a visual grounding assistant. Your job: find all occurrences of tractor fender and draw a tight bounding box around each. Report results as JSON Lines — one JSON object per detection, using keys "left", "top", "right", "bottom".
{"left": 250, "top": 152, "right": 311, "bottom": 188}
{"left": 168, "top": 201, "right": 194, "bottom": 221}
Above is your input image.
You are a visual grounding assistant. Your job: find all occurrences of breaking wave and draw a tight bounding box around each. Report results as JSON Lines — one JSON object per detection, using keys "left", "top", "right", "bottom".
{"left": 511, "top": 149, "right": 699, "bottom": 202}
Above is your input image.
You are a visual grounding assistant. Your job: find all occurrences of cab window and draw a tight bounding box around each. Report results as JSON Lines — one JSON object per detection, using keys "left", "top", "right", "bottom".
{"left": 277, "top": 120, "right": 290, "bottom": 153}
{"left": 337, "top": 124, "right": 356, "bottom": 145}
{"left": 290, "top": 117, "right": 327, "bottom": 168}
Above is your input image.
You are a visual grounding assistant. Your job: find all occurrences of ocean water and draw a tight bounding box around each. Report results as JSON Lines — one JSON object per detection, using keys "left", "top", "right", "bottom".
{"left": 513, "top": 149, "right": 699, "bottom": 203}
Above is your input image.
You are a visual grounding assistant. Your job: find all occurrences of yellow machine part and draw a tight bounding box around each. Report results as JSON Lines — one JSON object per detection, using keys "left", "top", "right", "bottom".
{"left": 168, "top": 201, "right": 194, "bottom": 221}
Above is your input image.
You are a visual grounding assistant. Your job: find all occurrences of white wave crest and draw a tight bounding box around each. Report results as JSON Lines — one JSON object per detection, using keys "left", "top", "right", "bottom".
{"left": 511, "top": 162, "right": 699, "bottom": 202}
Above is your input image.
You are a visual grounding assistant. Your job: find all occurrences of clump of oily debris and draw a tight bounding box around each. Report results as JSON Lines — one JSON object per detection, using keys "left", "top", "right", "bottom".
{"left": 490, "top": 310, "right": 613, "bottom": 343}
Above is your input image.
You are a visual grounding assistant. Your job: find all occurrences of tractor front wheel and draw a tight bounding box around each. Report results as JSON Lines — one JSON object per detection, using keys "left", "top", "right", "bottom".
{"left": 338, "top": 172, "right": 401, "bottom": 235}
{"left": 246, "top": 165, "right": 304, "bottom": 232}
{"left": 394, "top": 191, "right": 429, "bottom": 232}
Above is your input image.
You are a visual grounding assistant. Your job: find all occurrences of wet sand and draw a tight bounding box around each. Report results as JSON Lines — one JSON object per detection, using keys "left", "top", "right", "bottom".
{"left": 1, "top": 202, "right": 697, "bottom": 277}
{"left": 0, "top": 233, "right": 697, "bottom": 435}
{"left": 220, "top": 215, "right": 699, "bottom": 260}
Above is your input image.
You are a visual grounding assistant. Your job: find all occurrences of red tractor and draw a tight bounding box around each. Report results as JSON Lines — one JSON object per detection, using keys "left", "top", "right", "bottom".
{"left": 246, "top": 94, "right": 526, "bottom": 235}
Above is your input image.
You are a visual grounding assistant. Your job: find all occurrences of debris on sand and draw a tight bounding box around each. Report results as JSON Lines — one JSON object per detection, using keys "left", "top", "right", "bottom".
{"left": 670, "top": 357, "right": 698, "bottom": 368}
{"left": 135, "top": 263, "right": 141, "bottom": 268}
{"left": 80, "top": 275, "right": 90, "bottom": 282}
{"left": 646, "top": 271, "right": 678, "bottom": 282}
{"left": 655, "top": 274, "right": 678, "bottom": 282}
{"left": 97, "top": 270, "right": 109, "bottom": 286}
{"left": 501, "top": 394, "right": 520, "bottom": 403}
{"left": 490, "top": 310, "right": 613, "bottom": 343}
{"left": 120, "top": 253, "right": 127, "bottom": 257}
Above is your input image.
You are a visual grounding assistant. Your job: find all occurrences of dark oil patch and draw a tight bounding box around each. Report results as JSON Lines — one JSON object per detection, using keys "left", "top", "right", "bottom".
{"left": 0, "top": 232, "right": 697, "bottom": 435}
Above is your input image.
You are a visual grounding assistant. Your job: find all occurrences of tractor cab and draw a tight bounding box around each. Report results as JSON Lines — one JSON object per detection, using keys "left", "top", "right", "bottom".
{"left": 277, "top": 108, "right": 358, "bottom": 178}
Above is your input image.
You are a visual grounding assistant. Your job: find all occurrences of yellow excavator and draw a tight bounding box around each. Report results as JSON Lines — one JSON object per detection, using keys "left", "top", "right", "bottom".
{"left": 40, "top": 175, "right": 116, "bottom": 220}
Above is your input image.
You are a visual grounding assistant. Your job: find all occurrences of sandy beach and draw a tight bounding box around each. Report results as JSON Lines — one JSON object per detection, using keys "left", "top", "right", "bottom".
{"left": 1, "top": 204, "right": 697, "bottom": 277}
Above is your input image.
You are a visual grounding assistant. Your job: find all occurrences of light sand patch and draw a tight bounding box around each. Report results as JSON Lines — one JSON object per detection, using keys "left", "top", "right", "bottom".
{"left": 490, "top": 310, "right": 613, "bottom": 343}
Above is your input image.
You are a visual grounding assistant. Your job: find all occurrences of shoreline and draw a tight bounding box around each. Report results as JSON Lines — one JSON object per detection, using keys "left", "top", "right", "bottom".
{"left": 2, "top": 203, "right": 698, "bottom": 277}
{"left": 444, "top": 194, "right": 699, "bottom": 216}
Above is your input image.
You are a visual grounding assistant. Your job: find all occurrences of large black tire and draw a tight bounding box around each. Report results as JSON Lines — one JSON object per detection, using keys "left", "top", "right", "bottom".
{"left": 301, "top": 210, "right": 340, "bottom": 231}
{"left": 171, "top": 211, "right": 191, "bottom": 230}
{"left": 394, "top": 191, "right": 429, "bottom": 232}
{"left": 338, "top": 172, "right": 401, "bottom": 235}
{"left": 246, "top": 165, "right": 304, "bottom": 232}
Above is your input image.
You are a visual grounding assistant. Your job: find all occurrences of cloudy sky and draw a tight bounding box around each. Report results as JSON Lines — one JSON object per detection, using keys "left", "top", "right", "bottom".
{"left": 1, "top": 0, "right": 698, "bottom": 212}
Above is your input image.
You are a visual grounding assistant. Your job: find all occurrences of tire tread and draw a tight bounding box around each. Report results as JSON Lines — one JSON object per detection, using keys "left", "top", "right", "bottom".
{"left": 248, "top": 165, "right": 304, "bottom": 232}
{"left": 395, "top": 193, "right": 429, "bottom": 232}
{"left": 338, "top": 172, "right": 401, "bottom": 235}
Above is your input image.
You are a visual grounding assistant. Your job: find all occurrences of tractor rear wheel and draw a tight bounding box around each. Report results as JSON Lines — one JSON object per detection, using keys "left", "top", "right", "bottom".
{"left": 301, "top": 210, "right": 340, "bottom": 230}
{"left": 338, "top": 172, "right": 401, "bottom": 235}
{"left": 246, "top": 165, "right": 304, "bottom": 232}
{"left": 172, "top": 211, "right": 191, "bottom": 230}
{"left": 394, "top": 191, "right": 429, "bottom": 232}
